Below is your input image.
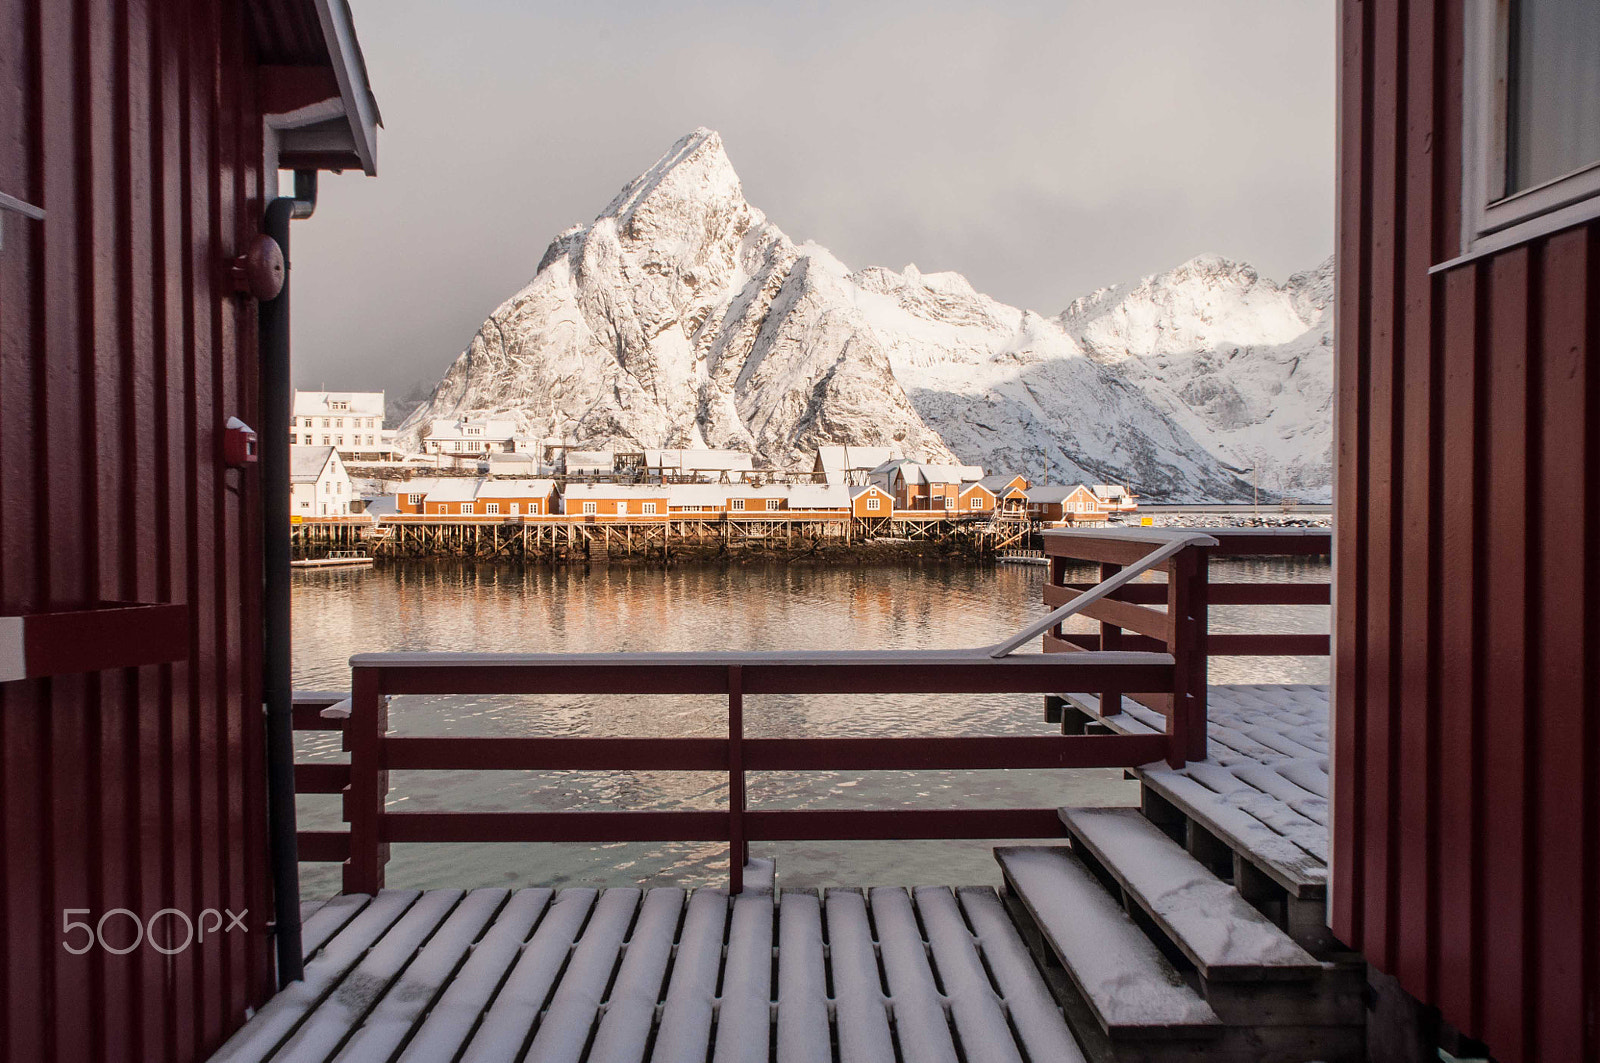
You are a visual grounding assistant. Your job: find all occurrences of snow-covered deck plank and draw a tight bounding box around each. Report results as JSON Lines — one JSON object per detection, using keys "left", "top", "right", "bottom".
{"left": 870, "top": 887, "right": 961, "bottom": 1063}
{"left": 1066, "top": 683, "right": 1331, "bottom": 893}
{"left": 825, "top": 889, "right": 896, "bottom": 1063}
{"left": 214, "top": 885, "right": 1079, "bottom": 1063}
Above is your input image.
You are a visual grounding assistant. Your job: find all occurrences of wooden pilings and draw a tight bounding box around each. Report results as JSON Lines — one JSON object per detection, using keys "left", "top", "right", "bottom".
{"left": 291, "top": 516, "right": 1041, "bottom": 563}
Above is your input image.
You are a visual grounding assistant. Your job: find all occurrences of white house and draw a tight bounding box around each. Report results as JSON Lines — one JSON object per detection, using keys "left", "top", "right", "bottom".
{"left": 292, "top": 390, "right": 392, "bottom": 459}
{"left": 290, "top": 446, "right": 355, "bottom": 517}
{"left": 419, "top": 418, "right": 525, "bottom": 458}
{"left": 563, "top": 450, "right": 616, "bottom": 477}
{"left": 1090, "top": 484, "right": 1139, "bottom": 512}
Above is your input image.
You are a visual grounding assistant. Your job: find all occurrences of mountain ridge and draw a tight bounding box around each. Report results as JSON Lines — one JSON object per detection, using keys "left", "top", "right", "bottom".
{"left": 400, "top": 128, "right": 1331, "bottom": 501}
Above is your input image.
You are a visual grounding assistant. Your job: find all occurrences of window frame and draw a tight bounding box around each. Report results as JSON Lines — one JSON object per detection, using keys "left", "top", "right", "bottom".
{"left": 1451, "top": 0, "right": 1600, "bottom": 265}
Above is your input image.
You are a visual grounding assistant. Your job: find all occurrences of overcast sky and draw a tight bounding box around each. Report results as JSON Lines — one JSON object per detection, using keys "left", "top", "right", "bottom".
{"left": 290, "top": 0, "right": 1336, "bottom": 400}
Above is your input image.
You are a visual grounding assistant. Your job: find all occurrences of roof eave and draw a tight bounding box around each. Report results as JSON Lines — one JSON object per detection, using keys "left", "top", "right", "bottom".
{"left": 263, "top": 0, "right": 379, "bottom": 176}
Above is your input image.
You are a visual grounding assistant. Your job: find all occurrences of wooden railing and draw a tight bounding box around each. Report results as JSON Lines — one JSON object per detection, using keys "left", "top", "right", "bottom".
{"left": 292, "top": 649, "right": 1189, "bottom": 894}
{"left": 1041, "top": 527, "right": 1332, "bottom": 761}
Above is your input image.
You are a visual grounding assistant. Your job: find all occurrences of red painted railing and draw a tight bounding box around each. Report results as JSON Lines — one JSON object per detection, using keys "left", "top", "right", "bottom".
{"left": 293, "top": 649, "right": 1186, "bottom": 894}
{"left": 1041, "top": 527, "right": 1332, "bottom": 759}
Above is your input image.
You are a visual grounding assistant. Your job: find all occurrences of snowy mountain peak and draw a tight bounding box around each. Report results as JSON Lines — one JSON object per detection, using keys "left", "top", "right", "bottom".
{"left": 599, "top": 127, "right": 744, "bottom": 225}
{"left": 400, "top": 131, "right": 1330, "bottom": 500}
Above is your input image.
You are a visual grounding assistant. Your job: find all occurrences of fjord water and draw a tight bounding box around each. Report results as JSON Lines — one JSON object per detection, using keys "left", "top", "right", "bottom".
{"left": 292, "top": 558, "right": 1329, "bottom": 894}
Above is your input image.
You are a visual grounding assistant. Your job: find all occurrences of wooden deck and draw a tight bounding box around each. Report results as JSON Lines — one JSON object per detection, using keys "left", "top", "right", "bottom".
{"left": 211, "top": 883, "right": 1084, "bottom": 1063}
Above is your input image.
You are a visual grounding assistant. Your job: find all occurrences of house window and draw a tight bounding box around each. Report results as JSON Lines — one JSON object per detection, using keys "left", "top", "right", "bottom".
{"left": 766, "top": 499, "right": 780, "bottom": 510}
{"left": 461, "top": 503, "right": 474, "bottom": 514}
{"left": 529, "top": 503, "right": 540, "bottom": 514}
{"left": 731, "top": 498, "right": 745, "bottom": 511}
{"left": 942, "top": 496, "right": 952, "bottom": 509}
{"left": 583, "top": 501, "right": 597, "bottom": 514}
{"left": 643, "top": 502, "right": 658, "bottom": 515}
{"left": 407, "top": 494, "right": 422, "bottom": 506}
{"left": 866, "top": 497, "right": 880, "bottom": 511}
{"left": 485, "top": 503, "right": 500, "bottom": 514}
{"left": 321, "top": 419, "right": 329, "bottom": 428}
{"left": 322, "top": 435, "right": 330, "bottom": 446}
{"left": 970, "top": 498, "right": 982, "bottom": 510}
{"left": 335, "top": 418, "right": 344, "bottom": 428}
{"left": 1458, "top": 0, "right": 1600, "bottom": 260}
{"left": 300, "top": 501, "right": 309, "bottom": 509}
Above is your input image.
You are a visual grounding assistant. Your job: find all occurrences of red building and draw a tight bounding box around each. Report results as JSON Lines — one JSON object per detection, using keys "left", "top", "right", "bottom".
{"left": 1334, "top": 3, "right": 1598, "bottom": 1061}
{"left": 0, "top": 3, "right": 378, "bottom": 1061}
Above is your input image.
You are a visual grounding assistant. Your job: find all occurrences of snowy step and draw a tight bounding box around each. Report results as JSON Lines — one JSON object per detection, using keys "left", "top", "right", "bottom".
{"left": 1059, "top": 807, "right": 1321, "bottom": 983}
{"left": 995, "top": 846, "right": 1221, "bottom": 1040}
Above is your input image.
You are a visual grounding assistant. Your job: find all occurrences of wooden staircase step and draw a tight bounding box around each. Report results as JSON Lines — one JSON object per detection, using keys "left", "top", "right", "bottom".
{"left": 1059, "top": 807, "right": 1322, "bottom": 983}
{"left": 994, "top": 846, "right": 1222, "bottom": 1041}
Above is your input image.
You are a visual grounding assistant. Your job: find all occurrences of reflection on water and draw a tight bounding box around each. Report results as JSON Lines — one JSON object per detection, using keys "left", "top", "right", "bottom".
{"left": 293, "top": 558, "right": 1329, "bottom": 892}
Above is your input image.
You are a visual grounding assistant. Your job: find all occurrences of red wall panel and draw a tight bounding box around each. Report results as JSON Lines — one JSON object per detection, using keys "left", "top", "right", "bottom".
{"left": 0, "top": 1, "right": 272, "bottom": 1060}
{"left": 1336, "top": 4, "right": 1599, "bottom": 1061}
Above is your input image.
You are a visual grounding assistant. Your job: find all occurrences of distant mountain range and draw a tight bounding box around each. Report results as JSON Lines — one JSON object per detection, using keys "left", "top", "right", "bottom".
{"left": 399, "top": 128, "right": 1332, "bottom": 501}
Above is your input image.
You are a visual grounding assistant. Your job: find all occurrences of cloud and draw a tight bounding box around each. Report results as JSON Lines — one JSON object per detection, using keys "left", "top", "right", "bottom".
{"left": 289, "top": 0, "right": 1335, "bottom": 396}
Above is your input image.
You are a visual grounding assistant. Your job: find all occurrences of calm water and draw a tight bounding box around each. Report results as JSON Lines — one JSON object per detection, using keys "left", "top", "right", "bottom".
{"left": 292, "top": 558, "right": 1329, "bottom": 893}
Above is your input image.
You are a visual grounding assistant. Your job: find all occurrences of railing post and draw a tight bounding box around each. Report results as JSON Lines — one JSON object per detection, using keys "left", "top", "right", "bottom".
{"left": 1099, "top": 562, "right": 1123, "bottom": 716}
{"left": 1167, "top": 546, "right": 1210, "bottom": 767}
{"left": 727, "top": 665, "right": 745, "bottom": 894}
{"left": 343, "top": 665, "right": 389, "bottom": 894}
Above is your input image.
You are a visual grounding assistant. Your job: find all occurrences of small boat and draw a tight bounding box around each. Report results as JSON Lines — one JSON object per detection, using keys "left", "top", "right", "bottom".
{"left": 291, "top": 549, "right": 374, "bottom": 569}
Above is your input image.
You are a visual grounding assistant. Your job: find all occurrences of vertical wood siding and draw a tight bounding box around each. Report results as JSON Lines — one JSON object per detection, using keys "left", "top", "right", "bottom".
{"left": 1336, "top": 3, "right": 1598, "bottom": 1061}
{"left": 0, "top": 2, "right": 272, "bottom": 1061}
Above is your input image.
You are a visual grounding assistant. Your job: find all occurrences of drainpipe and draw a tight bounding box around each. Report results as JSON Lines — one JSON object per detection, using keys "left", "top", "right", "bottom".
{"left": 261, "top": 169, "right": 317, "bottom": 987}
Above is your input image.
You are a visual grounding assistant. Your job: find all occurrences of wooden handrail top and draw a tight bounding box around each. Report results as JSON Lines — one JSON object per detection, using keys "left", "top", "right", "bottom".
{"left": 351, "top": 648, "right": 1172, "bottom": 669}
{"left": 345, "top": 649, "right": 1176, "bottom": 697}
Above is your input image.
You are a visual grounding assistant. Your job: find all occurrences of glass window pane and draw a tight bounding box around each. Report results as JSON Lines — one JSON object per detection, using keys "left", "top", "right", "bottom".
{"left": 1510, "top": 0, "right": 1600, "bottom": 192}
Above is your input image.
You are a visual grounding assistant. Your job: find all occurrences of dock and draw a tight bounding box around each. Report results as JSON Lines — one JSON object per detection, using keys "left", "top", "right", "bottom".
{"left": 290, "top": 552, "right": 374, "bottom": 570}
{"left": 212, "top": 882, "right": 1084, "bottom": 1063}
{"left": 291, "top": 513, "right": 1045, "bottom": 563}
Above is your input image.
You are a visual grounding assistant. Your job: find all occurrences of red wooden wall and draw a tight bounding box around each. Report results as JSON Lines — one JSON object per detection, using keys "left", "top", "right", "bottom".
{"left": 1334, "top": 3, "right": 1598, "bottom": 1061}
{"left": 0, "top": 1, "right": 274, "bottom": 1060}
